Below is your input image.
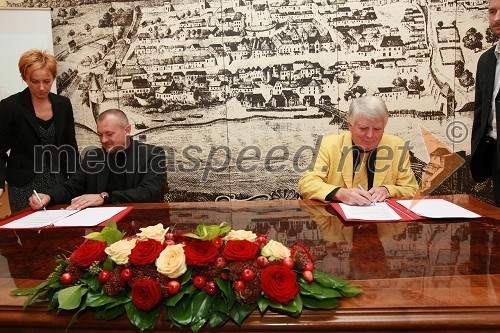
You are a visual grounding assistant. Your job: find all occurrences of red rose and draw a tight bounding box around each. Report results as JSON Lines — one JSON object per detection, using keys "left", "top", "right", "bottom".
{"left": 129, "top": 239, "right": 164, "bottom": 265}
{"left": 70, "top": 240, "right": 107, "bottom": 267}
{"left": 131, "top": 278, "right": 162, "bottom": 311}
{"left": 184, "top": 239, "right": 218, "bottom": 266}
{"left": 222, "top": 240, "right": 259, "bottom": 261}
{"left": 260, "top": 265, "right": 300, "bottom": 304}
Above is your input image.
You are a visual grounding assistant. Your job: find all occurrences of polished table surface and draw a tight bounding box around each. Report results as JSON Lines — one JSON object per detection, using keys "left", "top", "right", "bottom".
{"left": 0, "top": 194, "right": 499, "bottom": 332}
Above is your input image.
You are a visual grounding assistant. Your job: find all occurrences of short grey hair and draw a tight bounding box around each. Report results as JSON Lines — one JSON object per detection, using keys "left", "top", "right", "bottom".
{"left": 347, "top": 96, "right": 389, "bottom": 125}
{"left": 97, "top": 108, "right": 129, "bottom": 126}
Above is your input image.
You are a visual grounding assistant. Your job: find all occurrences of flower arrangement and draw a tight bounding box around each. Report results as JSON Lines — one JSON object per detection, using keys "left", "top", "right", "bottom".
{"left": 12, "top": 221, "right": 362, "bottom": 332}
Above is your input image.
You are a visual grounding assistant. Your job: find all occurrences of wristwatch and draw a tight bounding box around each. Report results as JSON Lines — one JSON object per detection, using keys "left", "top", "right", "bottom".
{"left": 100, "top": 192, "right": 110, "bottom": 204}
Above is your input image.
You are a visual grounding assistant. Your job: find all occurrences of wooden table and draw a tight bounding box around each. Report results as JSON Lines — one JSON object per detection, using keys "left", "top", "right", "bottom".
{"left": 0, "top": 194, "right": 499, "bottom": 332}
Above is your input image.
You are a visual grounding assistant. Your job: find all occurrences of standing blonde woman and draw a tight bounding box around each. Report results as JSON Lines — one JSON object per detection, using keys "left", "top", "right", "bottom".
{"left": 0, "top": 49, "right": 78, "bottom": 212}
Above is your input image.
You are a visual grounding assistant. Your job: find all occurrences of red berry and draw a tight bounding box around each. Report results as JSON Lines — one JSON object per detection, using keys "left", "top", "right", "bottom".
{"left": 204, "top": 281, "right": 218, "bottom": 295}
{"left": 212, "top": 237, "right": 223, "bottom": 249}
{"left": 165, "top": 232, "right": 174, "bottom": 240}
{"left": 256, "top": 256, "right": 269, "bottom": 268}
{"left": 167, "top": 280, "right": 181, "bottom": 295}
{"left": 302, "top": 270, "right": 314, "bottom": 283}
{"left": 98, "top": 270, "right": 111, "bottom": 283}
{"left": 220, "top": 272, "right": 229, "bottom": 280}
{"left": 61, "top": 272, "right": 73, "bottom": 285}
{"left": 193, "top": 275, "right": 207, "bottom": 289}
{"left": 256, "top": 235, "right": 267, "bottom": 244}
{"left": 165, "top": 240, "right": 175, "bottom": 246}
{"left": 234, "top": 279, "right": 245, "bottom": 292}
{"left": 121, "top": 268, "right": 133, "bottom": 281}
{"left": 282, "top": 257, "right": 295, "bottom": 269}
{"left": 304, "top": 261, "right": 315, "bottom": 272}
{"left": 214, "top": 256, "right": 227, "bottom": 269}
{"left": 241, "top": 268, "right": 255, "bottom": 282}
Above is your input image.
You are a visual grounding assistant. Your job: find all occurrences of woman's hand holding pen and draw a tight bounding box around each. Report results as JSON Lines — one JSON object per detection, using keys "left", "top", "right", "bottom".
{"left": 28, "top": 192, "right": 51, "bottom": 210}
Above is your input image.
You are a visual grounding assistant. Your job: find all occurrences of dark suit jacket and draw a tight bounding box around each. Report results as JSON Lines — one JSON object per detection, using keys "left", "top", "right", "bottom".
{"left": 471, "top": 46, "right": 500, "bottom": 187}
{"left": 0, "top": 88, "right": 78, "bottom": 189}
{"left": 46, "top": 139, "right": 167, "bottom": 204}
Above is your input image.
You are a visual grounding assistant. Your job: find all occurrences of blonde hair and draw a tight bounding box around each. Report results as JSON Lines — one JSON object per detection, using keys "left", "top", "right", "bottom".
{"left": 18, "top": 49, "right": 57, "bottom": 81}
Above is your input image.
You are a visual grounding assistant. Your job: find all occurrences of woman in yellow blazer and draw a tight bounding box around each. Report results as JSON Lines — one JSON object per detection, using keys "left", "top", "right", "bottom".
{"left": 298, "top": 96, "right": 418, "bottom": 205}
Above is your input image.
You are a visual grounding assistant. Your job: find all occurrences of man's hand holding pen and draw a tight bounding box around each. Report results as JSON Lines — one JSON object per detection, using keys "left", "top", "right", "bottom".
{"left": 333, "top": 185, "right": 389, "bottom": 206}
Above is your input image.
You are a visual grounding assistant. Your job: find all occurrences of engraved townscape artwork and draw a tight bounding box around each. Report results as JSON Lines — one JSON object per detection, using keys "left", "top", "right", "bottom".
{"left": 5, "top": 0, "right": 497, "bottom": 203}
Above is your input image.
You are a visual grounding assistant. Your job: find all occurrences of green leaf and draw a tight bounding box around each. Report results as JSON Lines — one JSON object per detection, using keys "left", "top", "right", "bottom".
{"left": 102, "top": 256, "right": 115, "bottom": 272}
{"left": 85, "top": 221, "right": 123, "bottom": 245}
{"left": 11, "top": 281, "right": 48, "bottom": 296}
{"left": 209, "top": 311, "right": 229, "bottom": 328}
{"left": 299, "top": 281, "right": 342, "bottom": 299}
{"left": 100, "top": 229, "right": 123, "bottom": 246}
{"left": 207, "top": 227, "right": 219, "bottom": 241}
{"left": 96, "top": 304, "right": 126, "bottom": 320}
{"left": 86, "top": 290, "right": 116, "bottom": 307}
{"left": 219, "top": 224, "right": 231, "bottom": 235}
{"left": 58, "top": 285, "right": 88, "bottom": 310}
{"left": 104, "top": 292, "right": 131, "bottom": 309}
{"left": 267, "top": 294, "right": 302, "bottom": 316}
{"left": 179, "top": 267, "right": 193, "bottom": 286}
{"left": 196, "top": 224, "right": 207, "bottom": 238}
{"left": 124, "top": 302, "right": 159, "bottom": 331}
{"left": 67, "top": 302, "right": 87, "bottom": 330}
{"left": 210, "top": 293, "right": 228, "bottom": 313}
{"left": 183, "top": 232, "right": 201, "bottom": 239}
{"left": 47, "top": 290, "right": 60, "bottom": 310}
{"left": 339, "top": 285, "right": 364, "bottom": 297}
{"left": 313, "top": 270, "right": 348, "bottom": 288}
{"left": 191, "top": 291, "right": 211, "bottom": 323}
{"left": 80, "top": 274, "right": 100, "bottom": 292}
{"left": 301, "top": 295, "right": 340, "bottom": 309}
{"left": 190, "top": 318, "right": 208, "bottom": 333}
{"left": 214, "top": 277, "right": 230, "bottom": 299}
{"left": 229, "top": 302, "right": 256, "bottom": 325}
{"left": 165, "top": 284, "right": 195, "bottom": 307}
{"left": 84, "top": 232, "right": 105, "bottom": 242}
{"left": 167, "top": 293, "right": 193, "bottom": 326}
{"left": 258, "top": 297, "right": 270, "bottom": 313}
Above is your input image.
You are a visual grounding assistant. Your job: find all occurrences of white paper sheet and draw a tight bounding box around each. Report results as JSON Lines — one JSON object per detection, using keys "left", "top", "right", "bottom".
{"left": 52, "top": 207, "right": 128, "bottom": 227}
{"left": 339, "top": 202, "right": 402, "bottom": 221}
{"left": 0, "top": 210, "right": 79, "bottom": 229}
{"left": 396, "top": 199, "right": 481, "bottom": 219}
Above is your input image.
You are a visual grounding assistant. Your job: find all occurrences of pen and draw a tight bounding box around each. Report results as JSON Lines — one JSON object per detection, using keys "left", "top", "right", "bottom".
{"left": 357, "top": 184, "right": 375, "bottom": 206}
{"left": 33, "top": 190, "right": 46, "bottom": 211}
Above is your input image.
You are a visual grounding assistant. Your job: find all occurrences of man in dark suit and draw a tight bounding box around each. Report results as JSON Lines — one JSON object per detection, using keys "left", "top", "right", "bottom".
{"left": 29, "top": 109, "right": 166, "bottom": 210}
{"left": 471, "top": 0, "right": 500, "bottom": 207}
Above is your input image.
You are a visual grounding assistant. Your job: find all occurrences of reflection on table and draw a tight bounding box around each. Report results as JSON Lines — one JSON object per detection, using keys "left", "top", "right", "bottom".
{"left": 0, "top": 194, "right": 499, "bottom": 332}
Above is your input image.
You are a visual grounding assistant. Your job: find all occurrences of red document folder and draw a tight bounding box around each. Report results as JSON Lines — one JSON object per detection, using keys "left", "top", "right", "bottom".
{"left": 0, "top": 206, "right": 134, "bottom": 229}
{"left": 329, "top": 199, "right": 424, "bottom": 222}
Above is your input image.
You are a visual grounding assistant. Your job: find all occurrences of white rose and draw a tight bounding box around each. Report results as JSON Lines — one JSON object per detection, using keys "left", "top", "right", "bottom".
{"left": 156, "top": 244, "right": 187, "bottom": 278}
{"left": 105, "top": 238, "right": 137, "bottom": 265}
{"left": 136, "top": 223, "right": 169, "bottom": 243}
{"left": 261, "top": 240, "right": 291, "bottom": 261}
{"left": 223, "top": 229, "right": 257, "bottom": 242}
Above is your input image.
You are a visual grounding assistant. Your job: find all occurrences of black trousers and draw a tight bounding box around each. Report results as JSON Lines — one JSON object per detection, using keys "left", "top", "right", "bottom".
{"left": 492, "top": 141, "right": 500, "bottom": 207}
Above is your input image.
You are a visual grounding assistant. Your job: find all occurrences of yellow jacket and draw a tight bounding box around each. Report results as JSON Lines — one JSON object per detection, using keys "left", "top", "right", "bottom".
{"left": 298, "top": 132, "right": 418, "bottom": 202}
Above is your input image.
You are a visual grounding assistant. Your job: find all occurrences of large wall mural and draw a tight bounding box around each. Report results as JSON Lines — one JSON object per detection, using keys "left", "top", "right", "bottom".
{"left": 5, "top": 0, "right": 497, "bottom": 204}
